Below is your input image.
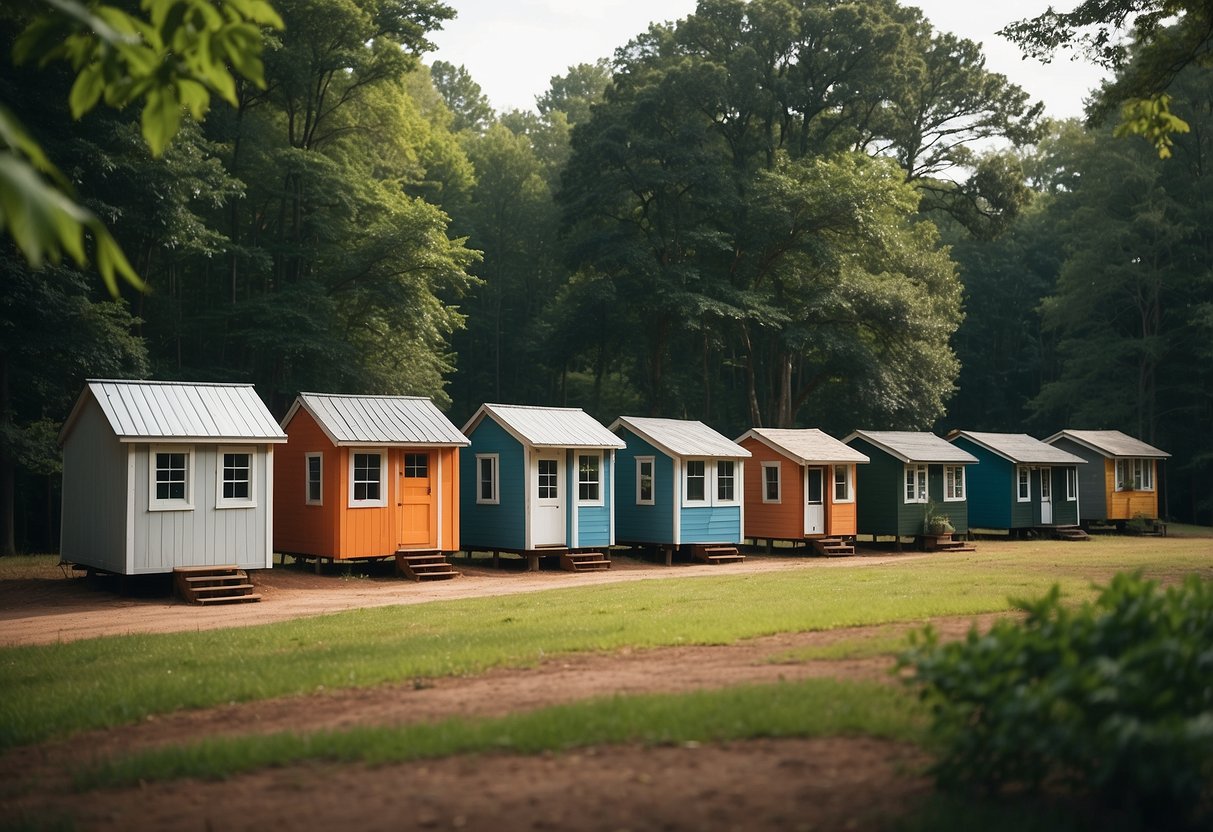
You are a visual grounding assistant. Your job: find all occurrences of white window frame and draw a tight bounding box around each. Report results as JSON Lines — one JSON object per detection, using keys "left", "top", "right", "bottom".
{"left": 904, "top": 464, "right": 927, "bottom": 504}
{"left": 832, "top": 464, "right": 854, "bottom": 503}
{"left": 635, "top": 456, "right": 655, "bottom": 506}
{"left": 1065, "top": 467, "right": 1078, "bottom": 501}
{"left": 216, "top": 446, "right": 256, "bottom": 509}
{"left": 149, "top": 446, "right": 195, "bottom": 511}
{"left": 761, "top": 462, "right": 781, "bottom": 504}
{"left": 305, "top": 452, "right": 323, "bottom": 506}
{"left": 1117, "top": 458, "right": 1154, "bottom": 492}
{"left": 476, "top": 453, "right": 499, "bottom": 505}
{"left": 943, "top": 465, "right": 965, "bottom": 502}
{"left": 348, "top": 450, "right": 387, "bottom": 508}
{"left": 683, "top": 459, "right": 708, "bottom": 505}
{"left": 1016, "top": 466, "right": 1031, "bottom": 502}
{"left": 715, "top": 459, "right": 740, "bottom": 505}
{"left": 577, "top": 452, "right": 604, "bottom": 506}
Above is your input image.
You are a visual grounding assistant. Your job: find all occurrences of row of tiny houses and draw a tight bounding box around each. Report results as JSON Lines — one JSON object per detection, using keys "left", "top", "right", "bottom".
{"left": 58, "top": 380, "right": 1171, "bottom": 578}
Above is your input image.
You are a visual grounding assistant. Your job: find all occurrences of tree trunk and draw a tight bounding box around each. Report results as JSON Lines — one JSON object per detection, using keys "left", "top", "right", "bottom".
{"left": 776, "top": 352, "right": 793, "bottom": 428}
{"left": 739, "top": 324, "right": 762, "bottom": 427}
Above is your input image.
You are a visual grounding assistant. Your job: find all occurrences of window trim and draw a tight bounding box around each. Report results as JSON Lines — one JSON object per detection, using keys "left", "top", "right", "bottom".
{"left": 305, "top": 452, "right": 323, "bottom": 506}
{"left": 1116, "top": 458, "right": 1154, "bottom": 492}
{"left": 904, "top": 464, "right": 927, "bottom": 504}
{"left": 403, "top": 451, "right": 430, "bottom": 480}
{"left": 683, "top": 459, "right": 708, "bottom": 505}
{"left": 635, "top": 456, "right": 655, "bottom": 506}
{"left": 216, "top": 446, "right": 256, "bottom": 509}
{"left": 761, "top": 461, "right": 781, "bottom": 504}
{"left": 715, "top": 459, "right": 739, "bottom": 505}
{"left": 577, "top": 451, "right": 604, "bottom": 506}
{"left": 149, "top": 445, "right": 195, "bottom": 511}
{"left": 943, "top": 465, "right": 965, "bottom": 502}
{"left": 832, "top": 464, "right": 854, "bottom": 503}
{"left": 1016, "top": 465, "right": 1031, "bottom": 502}
{"left": 1065, "top": 466, "right": 1078, "bottom": 502}
{"left": 476, "top": 453, "right": 499, "bottom": 505}
{"left": 348, "top": 449, "right": 387, "bottom": 508}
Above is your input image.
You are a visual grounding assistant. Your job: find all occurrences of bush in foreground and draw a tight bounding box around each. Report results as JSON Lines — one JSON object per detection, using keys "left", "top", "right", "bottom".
{"left": 900, "top": 572, "right": 1213, "bottom": 829}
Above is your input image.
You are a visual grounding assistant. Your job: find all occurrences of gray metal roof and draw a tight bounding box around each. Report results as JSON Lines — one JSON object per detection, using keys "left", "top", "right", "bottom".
{"left": 1044, "top": 430, "right": 1170, "bottom": 459}
{"left": 464, "top": 403, "right": 625, "bottom": 449}
{"left": 738, "top": 428, "right": 869, "bottom": 464}
{"left": 951, "top": 431, "right": 1085, "bottom": 465}
{"left": 61, "top": 379, "right": 286, "bottom": 445}
{"left": 613, "top": 416, "right": 750, "bottom": 458}
{"left": 843, "top": 430, "right": 977, "bottom": 464}
{"left": 286, "top": 393, "right": 468, "bottom": 447}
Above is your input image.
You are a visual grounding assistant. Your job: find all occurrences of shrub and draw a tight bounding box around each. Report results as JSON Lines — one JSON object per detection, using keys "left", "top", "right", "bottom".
{"left": 900, "top": 572, "right": 1213, "bottom": 828}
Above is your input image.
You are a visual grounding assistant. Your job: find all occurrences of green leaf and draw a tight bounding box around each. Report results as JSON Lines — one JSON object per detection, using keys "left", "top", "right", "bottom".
{"left": 68, "top": 62, "right": 106, "bottom": 119}
{"left": 140, "top": 86, "right": 182, "bottom": 157}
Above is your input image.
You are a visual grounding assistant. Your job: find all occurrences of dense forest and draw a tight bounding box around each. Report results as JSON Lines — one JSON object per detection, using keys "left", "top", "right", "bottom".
{"left": 2, "top": 0, "right": 1211, "bottom": 551}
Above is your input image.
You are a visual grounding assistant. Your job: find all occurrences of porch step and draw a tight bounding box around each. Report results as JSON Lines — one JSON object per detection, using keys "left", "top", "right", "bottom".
{"left": 811, "top": 537, "right": 854, "bottom": 557}
{"left": 395, "top": 552, "right": 459, "bottom": 581}
{"left": 560, "top": 551, "right": 611, "bottom": 572}
{"left": 173, "top": 566, "right": 261, "bottom": 604}
{"left": 694, "top": 545, "right": 745, "bottom": 565}
{"left": 922, "top": 534, "right": 976, "bottom": 553}
{"left": 1052, "top": 525, "right": 1091, "bottom": 542}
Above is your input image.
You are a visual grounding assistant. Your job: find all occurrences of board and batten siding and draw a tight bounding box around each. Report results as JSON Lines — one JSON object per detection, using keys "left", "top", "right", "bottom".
{"left": 274, "top": 406, "right": 340, "bottom": 557}
{"left": 60, "top": 396, "right": 129, "bottom": 573}
{"left": 130, "top": 444, "right": 271, "bottom": 573}
{"left": 460, "top": 416, "right": 526, "bottom": 550}
{"left": 612, "top": 429, "right": 675, "bottom": 545}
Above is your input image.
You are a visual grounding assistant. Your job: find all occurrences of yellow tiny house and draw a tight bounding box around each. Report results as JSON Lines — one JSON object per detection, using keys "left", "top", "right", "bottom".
{"left": 1044, "top": 430, "right": 1169, "bottom": 524}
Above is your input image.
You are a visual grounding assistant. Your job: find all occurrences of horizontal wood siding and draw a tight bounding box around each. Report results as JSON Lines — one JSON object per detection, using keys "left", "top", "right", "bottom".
{"left": 828, "top": 473, "right": 858, "bottom": 536}
{"left": 739, "top": 439, "right": 803, "bottom": 539}
{"left": 274, "top": 408, "right": 339, "bottom": 557}
{"left": 953, "top": 438, "right": 1012, "bottom": 529}
{"left": 460, "top": 417, "right": 525, "bottom": 550}
{"left": 850, "top": 438, "right": 901, "bottom": 536}
{"left": 60, "top": 398, "right": 129, "bottom": 572}
{"left": 679, "top": 505, "right": 742, "bottom": 544}
{"left": 575, "top": 448, "right": 612, "bottom": 547}
{"left": 1105, "top": 458, "right": 1160, "bottom": 520}
{"left": 923, "top": 465, "right": 968, "bottom": 535}
{"left": 613, "top": 429, "right": 674, "bottom": 544}
{"left": 1050, "top": 437, "right": 1108, "bottom": 521}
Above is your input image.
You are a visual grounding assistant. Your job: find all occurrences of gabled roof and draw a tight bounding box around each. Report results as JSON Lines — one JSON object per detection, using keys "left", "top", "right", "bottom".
{"left": 736, "top": 428, "right": 868, "bottom": 465}
{"left": 283, "top": 393, "right": 468, "bottom": 447}
{"left": 463, "top": 403, "right": 625, "bottom": 449}
{"left": 843, "top": 430, "right": 977, "bottom": 464}
{"left": 59, "top": 379, "right": 286, "bottom": 446}
{"left": 612, "top": 416, "right": 750, "bottom": 459}
{"left": 949, "top": 431, "right": 1085, "bottom": 465}
{"left": 1044, "top": 429, "right": 1170, "bottom": 459}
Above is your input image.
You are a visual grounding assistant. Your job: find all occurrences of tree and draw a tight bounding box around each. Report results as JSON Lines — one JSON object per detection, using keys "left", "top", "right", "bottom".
{"left": 429, "top": 60, "right": 493, "bottom": 133}
{"left": 536, "top": 60, "right": 611, "bottom": 127}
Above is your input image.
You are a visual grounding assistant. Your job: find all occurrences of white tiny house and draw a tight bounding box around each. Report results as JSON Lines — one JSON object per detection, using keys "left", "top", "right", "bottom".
{"left": 58, "top": 380, "right": 287, "bottom": 575}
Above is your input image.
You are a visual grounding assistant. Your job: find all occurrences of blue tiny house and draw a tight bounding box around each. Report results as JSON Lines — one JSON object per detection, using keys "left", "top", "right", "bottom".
{"left": 459, "top": 404, "right": 625, "bottom": 570}
{"left": 610, "top": 416, "right": 751, "bottom": 564}
{"left": 947, "top": 431, "right": 1087, "bottom": 538}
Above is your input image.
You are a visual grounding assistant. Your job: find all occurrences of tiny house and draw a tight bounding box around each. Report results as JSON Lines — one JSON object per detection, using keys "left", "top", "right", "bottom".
{"left": 460, "top": 403, "right": 625, "bottom": 570}
{"left": 1043, "top": 430, "right": 1170, "bottom": 525}
{"left": 611, "top": 416, "right": 750, "bottom": 563}
{"left": 274, "top": 393, "right": 468, "bottom": 571}
{"left": 735, "top": 428, "right": 869, "bottom": 555}
{"left": 843, "top": 430, "right": 978, "bottom": 548}
{"left": 59, "top": 379, "right": 286, "bottom": 575}
{"left": 947, "top": 431, "right": 1086, "bottom": 537}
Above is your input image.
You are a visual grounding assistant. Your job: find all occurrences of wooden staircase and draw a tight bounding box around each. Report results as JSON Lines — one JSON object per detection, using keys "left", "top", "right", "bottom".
{"left": 921, "top": 534, "right": 976, "bottom": 553}
{"left": 693, "top": 545, "right": 746, "bottom": 565}
{"left": 395, "top": 552, "right": 459, "bottom": 581}
{"left": 173, "top": 565, "right": 261, "bottom": 604}
{"left": 560, "top": 551, "right": 611, "bottom": 572}
{"left": 1051, "top": 525, "right": 1091, "bottom": 542}
{"left": 811, "top": 537, "right": 855, "bottom": 557}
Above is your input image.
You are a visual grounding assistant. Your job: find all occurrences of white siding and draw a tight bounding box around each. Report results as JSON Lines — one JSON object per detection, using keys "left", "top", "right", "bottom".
{"left": 60, "top": 398, "right": 128, "bottom": 572}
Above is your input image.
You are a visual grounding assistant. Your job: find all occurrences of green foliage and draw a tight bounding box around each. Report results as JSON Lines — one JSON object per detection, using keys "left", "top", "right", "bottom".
{"left": 900, "top": 573, "right": 1213, "bottom": 828}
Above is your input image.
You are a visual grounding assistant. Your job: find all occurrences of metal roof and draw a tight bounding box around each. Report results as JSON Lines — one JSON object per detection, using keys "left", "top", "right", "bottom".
{"left": 464, "top": 403, "right": 625, "bottom": 449}
{"left": 1044, "top": 430, "right": 1170, "bottom": 459}
{"left": 950, "top": 431, "right": 1085, "bottom": 465}
{"left": 612, "top": 416, "right": 750, "bottom": 458}
{"left": 285, "top": 393, "right": 468, "bottom": 447}
{"left": 843, "top": 430, "right": 977, "bottom": 464}
{"left": 60, "top": 379, "right": 286, "bottom": 445}
{"left": 738, "top": 428, "right": 869, "bottom": 464}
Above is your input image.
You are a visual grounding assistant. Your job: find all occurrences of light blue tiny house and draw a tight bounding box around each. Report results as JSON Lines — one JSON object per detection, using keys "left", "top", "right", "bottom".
{"left": 459, "top": 404, "right": 625, "bottom": 570}
{"left": 610, "top": 416, "right": 751, "bottom": 564}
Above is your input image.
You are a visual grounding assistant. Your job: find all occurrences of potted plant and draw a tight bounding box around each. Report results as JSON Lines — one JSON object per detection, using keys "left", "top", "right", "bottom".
{"left": 924, "top": 502, "right": 954, "bottom": 536}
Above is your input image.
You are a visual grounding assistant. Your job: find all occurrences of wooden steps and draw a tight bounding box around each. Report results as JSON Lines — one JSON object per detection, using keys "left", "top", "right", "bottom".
{"left": 1051, "top": 525, "right": 1091, "bottom": 542}
{"left": 693, "top": 545, "right": 745, "bottom": 565}
{"left": 922, "top": 534, "right": 976, "bottom": 553}
{"left": 560, "top": 551, "right": 611, "bottom": 572}
{"left": 811, "top": 537, "right": 855, "bottom": 557}
{"left": 173, "top": 566, "right": 261, "bottom": 604}
{"left": 395, "top": 552, "right": 459, "bottom": 581}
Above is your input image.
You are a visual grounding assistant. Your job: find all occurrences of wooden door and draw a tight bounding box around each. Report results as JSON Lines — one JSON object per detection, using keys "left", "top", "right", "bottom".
{"left": 399, "top": 450, "right": 434, "bottom": 548}
{"left": 804, "top": 466, "right": 825, "bottom": 535}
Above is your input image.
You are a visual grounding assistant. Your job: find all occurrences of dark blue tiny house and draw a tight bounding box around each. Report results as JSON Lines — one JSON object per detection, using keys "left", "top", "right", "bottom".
{"left": 459, "top": 404, "right": 625, "bottom": 571}
{"left": 610, "top": 416, "right": 751, "bottom": 564}
{"left": 947, "top": 431, "right": 1087, "bottom": 538}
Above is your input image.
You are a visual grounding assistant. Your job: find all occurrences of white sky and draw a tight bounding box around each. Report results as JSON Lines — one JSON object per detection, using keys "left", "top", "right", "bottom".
{"left": 430, "top": 1, "right": 1107, "bottom": 122}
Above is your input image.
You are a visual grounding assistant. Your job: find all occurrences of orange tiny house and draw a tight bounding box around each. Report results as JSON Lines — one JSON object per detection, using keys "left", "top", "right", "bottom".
{"left": 275, "top": 394, "right": 468, "bottom": 567}
{"left": 736, "top": 428, "right": 869, "bottom": 555}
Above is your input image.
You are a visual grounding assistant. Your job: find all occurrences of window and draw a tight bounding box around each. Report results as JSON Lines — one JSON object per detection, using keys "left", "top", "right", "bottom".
{"left": 476, "top": 454, "right": 498, "bottom": 504}
{"left": 578, "top": 453, "right": 602, "bottom": 503}
{"left": 716, "top": 460, "right": 736, "bottom": 502}
{"left": 538, "top": 458, "right": 558, "bottom": 499}
{"left": 1065, "top": 467, "right": 1078, "bottom": 501}
{"left": 685, "top": 460, "right": 706, "bottom": 502}
{"left": 305, "top": 453, "right": 323, "bottom": 505}
{"left": 944, "top": 466, "right": 965, "bottom": 501}
{"left": 404, "top": 453, "right": 428, "bottom": 478}
{"left": 833, "top": 465, "right": 853, "bottom": 503}
{"left": 762, "top": 462, "right": 781, "bottom": 503}
{"left": 1016, "top": 466, "right": 1031, "bottom": 502}
{"left": 1116, "top": 458, "right": 1154, "bottom": 491}
{"left": 636, "top": 457, "right": 654, "bottom": 505}
{"left": 349, "top": 451, "right": 385, "bottom": 507}
{"left": 216, "top": 447, "right": 255, "bottom": 508}
{"left": 904, "top": 465, "right": 927, "bottom": 503}
{"left": 150, "top": 447, "right": 193, "bottom": 510}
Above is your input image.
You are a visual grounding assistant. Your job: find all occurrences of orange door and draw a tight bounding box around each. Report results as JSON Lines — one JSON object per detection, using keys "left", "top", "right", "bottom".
{"left": 399, "top": 450, "right": 435, "bottom": 548}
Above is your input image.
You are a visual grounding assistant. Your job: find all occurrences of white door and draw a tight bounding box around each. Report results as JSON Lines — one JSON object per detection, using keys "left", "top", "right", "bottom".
{"left": 1040, "top": 466, "right": 1053, "bottom": 524}
{"left": 804, "top": 466, "right": 825, "bottom": 535}
{"left": 532, "top": 451, "right": 566, "bottom": 546}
